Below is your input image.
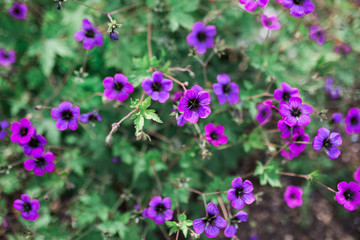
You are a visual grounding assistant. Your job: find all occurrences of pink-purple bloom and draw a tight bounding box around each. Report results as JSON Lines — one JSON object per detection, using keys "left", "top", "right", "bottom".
{"left": 51, "top": 102, "right": 80, "bottom": 131}
{"left": 146, "top": 196, "right": 173, "bottom": 225}
{"left": 281, "top": 0, "right": 315, "bottom": 17}
{"left": 324, "top": 77, "right": 342, "bottom": 99}
{"left": 103, "top": 74, "right": 134, "bottom": 102}
{"left": 239, "top": 0, "right": 269, "bottom": 12}
{"left": 74, "top": 19, "right": 104, "bottom": 50}
{"left": 309, "top": 25, "right": 326, "bottom": 45}
{"left": 224, "top": 211, "right": 248, "bottom": 238}
{"left": 277, "top": 119, "right": 300, "bottom": 139}
{"left": 13, "top": 194, "right": 40, "bottom": 221}
{"left": 186, "top": 22, "right": 216, "bottom": 55}
{"left": 279, "top": 97, "right": 313, "bottom": 127}
{"left": 280, "top": 148, "right": 299, "bottom": 160}
{"left": 9, "top": 3, "right": 28, "bottom": 20}
{"left": 0, "top": 49, "right": 16, "bottom": 67}
{"left": 212, "top": 74, "right": 239, "bottom": 105}
{"left": 204, "top": 123, "right": 228, "bottom": 147}
{"left": 24, "top": 149, "right": 55, "bottom": 176}
{"left": 332, "top": 113, "right": 343, "bottom": 123}
{"left": 227, "top": 177, "right": 255, "bottom": 209}
{"left": 80, "top": 110, "right": 103, "bottom": 123}
{"left": 20, "top": 130, "right": 47, "bottom": 157}
{"left": 256, "top": 103, "right": 272, "bottom": 125}
{"left": 334, "top": 43, "right": 352, "bottom": 55}
{"left": 178, "top": 90, "right": 211, "bottom": 123}
{"left": 353, "top": 167, "right": 360, "bottom": 183}
{"left": 335, "top": 182, "right": 360, "bottom": 211}
{"left": 142, "top": 71, "right": 173, "bottom": 103}
{"left": 0, "top": 120, "right": 9, "bottom": 140}
{"left": 193, "top": 202, "right": 227, "bottom": 238}
{"left": 273, "top": 82, "right": 300, "bottom": 104}
{"left": 284, "top": 186, "right": 303, "bottom": 208}
{"left": 289, "top": 128, "right": 309, "bottom": 155}
{"left": 260, "top": 14, "right": 281, "bottom": 31}
{"left": 10, "top": 118, "right": 36, "bottom": 145}
{"left": 312, "top": 128, "right": 342, "bottom": 159}
{"left": 345, "top": 108, "right": 360, "bottom": 134}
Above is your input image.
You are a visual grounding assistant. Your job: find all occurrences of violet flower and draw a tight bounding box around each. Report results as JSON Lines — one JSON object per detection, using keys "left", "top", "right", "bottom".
{"left": 224, "top": 211, "right": 248, "bottom": 238}
{"left": 24, "top": 149, "right": 55, "bottom": 176}
{"left": 9, "top": 3, "right": 28, "bottom": 20}
{"left": 0, "top": 49, "right": 16, "bottom": 67}
{"left": 74, "top": 19, "right": 103, "bottom": 50}
{"left": 353, "top": 167, "right": 360, "bottom": 184}
{"left": 332, "top": 113, "right": 343, "bottom": 123}
{"left": 345, "top": 108, "right": 360, "bottom": 134}
{"left": 281, "top": 0, "right": 315, "bottom": 17}
{"left": 212, "top": 74, "right": 239, "bottom": 105}
{"left": 280, "top": 149, "right": 299, "bottom": 160}
{"left": 20, "top": 130, "right": 47, "bottom": 157}
{"left": 277, "top": 119, "right": 300, "bottom": 139}
{"left": 334, "top": 43, "right": 352, "bottom": 55}
{"left": 284, "top": 185, "right": 303, "bottom": 208}
{"left": 103, "top": 73, "right": 134, "bottom": 102}
{"left": 13, "top": 194, "right": 40, "bottom": 221}
{"left": 312, "top": 128, "right": 342, "bottom": 159}
{"left": 142, "top": 71, "right": 173, "bottom": 103}
{"left": 204, "top": 123, "right": 228, "bottom": 147}
{"left": 10, "top": 118, "right": 36, "bottom": 144}
{"left": 191, "top": 85, "right": 204, "bottom": 92}
{"left": 335, "top": 182, "right": 360, "bottom": 211}
{"left": 0, "top": 120, "right": 9, "bottom": 140}
{"left": 256, "top": 103, "right": 272, "bottom": 125}
{"left": 273, "top": 82, "right": 300, "bottom": 104}
{"left": 279, "top": 97, "right": 313, "bottom": 127}
{"left": 227, "top": 177, "right": 255, "bottom": 209}
{"left": 178, "top": 90, "right": 211, "bottom": 123}
{"left": 186, "top": 22, "right": 216, "bottom": 55}
{"left": 309, "top": 25, "right": 326, "bottom": 45}
{"left": 51, "top": 102, "right": 80, "bottom": 131}
{"left": 239, "top": 0, "right": 269, "bottom": 12}
{"left": 146, "top": 196, "right": 173, "bottom": 225}
{"left": 79, "top": 110, "right": 103, "bottom": 123}
{"left": 289, "top": 128, "right": 309, "bottom": 155}
{"left": 260, "top": 14, "right": 281, "bottom": 31}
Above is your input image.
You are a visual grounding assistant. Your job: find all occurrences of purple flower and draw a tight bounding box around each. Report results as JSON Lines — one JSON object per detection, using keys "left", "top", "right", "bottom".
{"left": 20, "top": 130, "right": 47, "bottom": 157}
{"left": 335, "top": 182, "right": 360, "bottom": 211}
{"left": 284, "top": 186, "right": 303, "bottom": 208}
{"left": 146, "top": 196, "right": 173, "bottom": 225}
{"left": 281, "top": 0, "right": 315, "bottom": 17}
{"left": 51, "top": 102, "right": 80, "bottom": 131}
{"left": 172, "top": 91, "right": 183, "bottom": 102}
{"left": 256, "top": 103, "right": 272, "bottom": 125}
{"left": 13, "top": 194, "right": 40, "bottom": 221}
{"left": 312, "top": 128, "right": 342, "bottom": 159}
{"left": 239, "top": 0, "right": 269, "bottom": 12}
{"left": 227, "top": 177, "right": 255, "bottom": 209}
{"left": 289, "top": 128, "right": 309, "bottom": 155}
{"left": 332, "top": 113, "right": 343, "bottom": 123}
{"left": 334, "top": 43, "right": 352, "bottom": 55}
{"left": 309, "top": 25, "right": 326, "bottom": 45}
{"left": 9, "top": 3, "right": 28, "bottom": 20}
{"left": 186, "top": 22, "right": 216, "bottom": 55}
{"left": 112, "top": 157, "right": 120, "bottom": 163}
{"left": 345, "top": 108, "right": 360, "bottom": 134}
{"left": 176, "top": 113, "right": 187, "bottom": 127}
{"left": 224, "top": 211, "right": 248, "bottom": 238}
{"left": 273, "top": 82, "right": 300, "bottom": 104}
{"left": 0, "top": 120, "right": 9, "bottom": 140}
{"left": 109, "top": 31, "right": 119, "bottom": 40}
{"left": 103, "top": 74, "right": 134, "bottom": 102}
{"left": 279, "top": 97, "right": 313, "bottom": 127}
{"left": 277, "top": 119, "right": 300, "bottom": 139}
{"left": 280, "top": 149, "right": 299, "bottom": 160}
{"left": 142, "top": 71, "right": 173, "bottom": 103}
{"left": 0, "top": 49, "right": 16, "bottom": 67}
{"left": 260, "top": 14, "right": 281, "bottom": 31}
{"left": 79, "top": 110, "right": 103, "bottom": 123}
{"left": 193, "top": 202, "right": 227, "bottom": 238}
{"left": 74, "top": 19, "right": 103, "bottom": 50}
{"left": 10, "top": 118, "right": 36, "bottom": 144}
{"left": 178, "top": 90, "right": 211, "bottom": 123}
{"left": 204, "top": 123, "right": 228, "bottom": 147}
{"left": 212, "top": 74, "right": 239, "bottom": 105}
{"left": 191, "top": 85, "right": 204, "bottom": 92}
{"left": 24, "top": 149, "right": 55, "bottom": 176}
{"left": 142, "top": 208, "right": 148, "bottom": 218}
{"left": 324, "top": 77, "right": 342, "bottom": 99}
{"left": 353, "top": 167, "right": 360, "bottom": 183}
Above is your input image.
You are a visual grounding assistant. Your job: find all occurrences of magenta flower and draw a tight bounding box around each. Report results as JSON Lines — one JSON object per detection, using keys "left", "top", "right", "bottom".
{"left": 146, "top": 196, "right": 173, "bottom": 225}
{"left": 20, "top": 130, "right": 47, "bottom": 157}
{"left": 281, "top": 0, "right": 315, "bottom": 17}
{"left": 260, "top": 14, "right": 281, "bottom": 31}
{"left": 9, "top": 3, "right": 28, "bottom": 20}
{"left": 186, "top": 22, "right": 216, "bottom": 55}
{"left": 345, "top": 108, "right": 360, "bottom": 134}
{"left": 178, "top": 90, "right": 211, "bottom": 123}
{"left": 289, "top": 128, "right": 309, "bottom": 155}
{"left": 142, "top": 208, "right": 148, "bottom": 218}
{"left": 0, "top": 120, "right": 9, "bottom": 140}
{"left": 176, "top": 113, "right": 187, "bottom": 127}
{"left": 0, "top": 49, "right": 16, "bottom": 67}
{"left": 334, "top": 43, "right": 352, "bottom": 55}
{"left": 335, "top": 182, "right": 360, "bottom": 211}
{"left": 10, "top": 118, "right": 36, "bottom": 144}
{"left": 312, "top": 128, "right": 342, "bottom": 159}
{"left": 51, "top": 102, "right": 80, "bottom": 131}
{"left": 224, "top": 211, "right": 248, "bottom": 238}
{"left": 13, "top": 194, "right": 40, "bottom": 221}
{"left": 280, "top": 148, "right": 299, "bottom": 160}
{"left": 74, "top": 19, "right": 103, "bottom": 50}
{"left": 212, "top": 74, "right": 239, "bottom": 105}
{"left": 332, "top": 113, "right": 343, "bottom": 123}
{"left": 279, "top": 97, "right": 313, "bottom": 127}
{"left": 80, "top": 110, "right": 103, "bottom": 123}
{"left": 256, "top": 103, "right": 272, "bottom": 125}
{"left": 273, "top": 82, "right": 300, "bottom": 104}
{"left": 204, "top": 123, "right": 228, "bottom": 147}
{"left": 193, "top": 202, "right": 227, "bottom": 238}
{"left": 309, "top": 25, "right": 326, "bottom": 45}
{"left": 227, "top": 177, "right": 255, "bottom": 209}
{"left": 24, "top": 149, "right": 55, "bottom": 176}
{"left": 103, "top": 74, "right": 134, "bottom": 102}
{"left": 171, "top": 91, "right": 183, "bottom": 102}
{"left": 284, "top": 186, "right": 303, "bottom": 208}
{"left": 353, "top": 167, "right": 360, "bottom": 183}
{"left": 277, "top": 119, "right": 300, "bottom": 139}
{"left": 191, "top": 85, "right": 204, "bottom": 92}
{"left": 239, "top": 0, "right": 269, "bottom": 12}
{"left": 142, "top": 71, "right": 173, "bottom": 103}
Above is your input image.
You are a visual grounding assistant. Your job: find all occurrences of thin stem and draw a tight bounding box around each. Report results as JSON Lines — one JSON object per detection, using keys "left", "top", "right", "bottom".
{"left": 246, "top": 92, "right": 273, "bottom": 101}
{"left": 217, "top": 195, "right": 228, "bottom": 221}
{"left": 264, "top": 142, "right": 289, "bottom": 166}
{"left": 81, "top": 49, "right": 88, "bottom": 72}
{"left": 162, "top": 72, "right": 187, "bottom": 91}
{"left": 108, "top": 3, "right": 140, "bottom": 15}
{"left": 69, "top": 0, "right": 107, "bottom": 15}
{"left": 175, "top": 230, "right": 180, "bottom": 240}
{"left": 147, "top": 10, "right": 153, "bottom": 59}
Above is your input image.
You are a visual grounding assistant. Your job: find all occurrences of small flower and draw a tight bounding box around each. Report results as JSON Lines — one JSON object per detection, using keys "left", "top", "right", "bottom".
{"left": 281, "top": 0, "right": 315, "bottom": 17}
{"left": 239, "top": 0, "right": 269, "bottom": 12}
{"left": 57, "top": 0, "right": 67, "bottom": 11}
{"left": 353, "top": 167, "right": 360, "bottom": 183}
{"left": 142, "top": 71, "right": 173, "bottom": 103}
{"left": 279, "top": 97, "right": 313, "bottom": 127}
{"left": 10, "top": 118, "right": 36, "bottom": 144}
{"left": 260, "top": 14, "right": 281, "bottom": 31}
{"left": 9, "top": 3, "right": 28, "bottom": 20}
{"left": 0, "top": 49, "right": 16, "bottom": 67}
{"left": 280, "top": 148, "right": 299, "bottom": 160}
{"left": 273, "top": 82, "right": 300, "bottom": 104}
{"left": 103, "top": 74, "right": 134, "bottom": 102}
{"left": 186, "top": 22, "right": 216, "bottom": 55}
{"left": 345, "top": 108, "right": 360, "bottom": 134}
{"left": 334, "top": 43, "right": 352, "bottom": 55}
{"left": 24, "top": 149, "right": 55, "bottom": 176}
{"left": 172, "top": 91, "right": 183, "bottom": 102}
{"left": 332, "top": 113, "right": 343, "bottom": 123}
{"left": 224, "top": 211, "right": 248, "bottom": 238}
{"left": 146, "top": 196, "right": 173, "bottom": 225}
{"left": 256, "top": 103, "right": 272, "bottom": 125}
{"left": 324, "top": 77, "right": 342, "bottom": 99}
{"left": 20, "top": 130, "right": 47, "bottom": 157}
{"left": 284, "top": 186, "right": 303, "bottom": 208}
{"left": 335, "top": 182, "right": 360, "bottom": 211}
{"left": 204, "top": 123, "right": 228, "bottom": 147}
{"left": 142, "top": 208, "right": 148, "bottom": 218}
{"left": 309, "top": 25, "right": 326, "bottom": 45}
{"left": 112, "top": 157, "right": 120, "bottom": 163}
{"left": 0, "top": 120, "right": 9, "bottom": 140}
{"left": 176, "top": 113, "right": 187, "bottom": 127}
{"left": 13, "top": 194, "right": 40, "bottom": 221}
{"left": 51, "top": 102, "right": 80, "bottom": 131}
{"left": 79, "top": 110, "right": 103, "bottom": 123}
{"left": 74, "top": 19, "right": 103, "bottom": 50}
{"left": 277, "top": 119, "right": 300, "bottom": 139}
{"left": 227, "top": 177, "right": 255, "bottom": 209}
{"left": 107, "top": 20, "right": 123, "bottom": 40}
{"left": 212, "top": 74, "right": 239, "bottom": 105}
{"left": 178, "top": 90, "right": 211, "bottom": 123}
{"left": 193, "top": 202, "right": 227, "bottom": 238}
{"left": 191, "top": 85, "right": 204, "bottom": 92}
{"left": 289, "top": 128, "right": 309, "bottom": 155}
{"left": 312, "top": 128, "right": 342, "bottom": 159}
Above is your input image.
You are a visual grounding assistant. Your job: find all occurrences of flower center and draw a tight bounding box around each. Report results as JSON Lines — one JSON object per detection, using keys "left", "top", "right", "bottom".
{"left": 155, "top": 204, "right": 166, "bottom": 214}
{"left": 293, "top": 0, "right": 305, "bottom": 5}
{"left": 20, "top": 127, "right": 28, "bottom": 137}
{"left": 35, "top": 157, "right": 46, "bottom": 168}
{"left": 23, "top": 203, "right": 32, "bottom": 213}
{"left": 197, "top": 32, "right": 207, "bottom": 42}
{"left": 85, "top": 29, "right": 95, "bottom": 38}
{"left": 61, "top": 110, "right": 74, "bottom": 121}
{"left": 206, "top": 214, "right": 216, "bottom": 225}
{"left": 265, "top": 19, "right": 272, "bottom": 26}
{"left": 282, "top": 92, "right": 291, "bottom": 101}
{"left": 188, "top": 98, "right": 200, "bottom": 111}
{"left": 290, "top": 107, "right": 302, "bottom": 118}
{"left": 210, "top": 131, "right": 219, "bottom": 140}
{"left": 261, "top": 109, "right": 268, "bottom": 118}
{"left": 295, "top": 135, "right": 303, "bottom": 142}
{"left": 290, "top": 194, "right": 296, "bottom": 199}
{"left": 235, "top": 187, "right": 244, "bottom": 198}
{"left": 323, "top": 138, "right": 332, "bottom": 149}
{"left": 152, "top": 82, "right": 162, "bottom": 92}
{"left": 14, "top": 7, "right": 21, "bottom": 15}
{"left": 114, "top": 82, "right": 124, "bottom": 91}
{"left": 28, "top": 136, "right": 40, "bottom": 148}
{"left": 350, "top": 116, "right": 359, "bottom": 125}
{"left": 88, "top": 114, "right": 98, "bottom": 122}
{"left": 344, "top": 189, "right": 354, "bottom": 201}
{"left": 222, "top": 84, "right": 231, "bottom": 94}
{"left": 3, "top": 52, "right": 9, "bottom": 59}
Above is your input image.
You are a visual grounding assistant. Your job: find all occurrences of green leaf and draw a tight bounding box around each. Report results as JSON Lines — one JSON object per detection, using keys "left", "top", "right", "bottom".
{"left": 134, "top": 115, "right": 144, "bottom": 132}
{"left": 143, "top": 109, "right": 163, "bottom": 123}
{"left": 254, "top": 161, "right": 282, "bottom": 187}
{"left": 141, "top": 96, "right": 151, "bottom": 110}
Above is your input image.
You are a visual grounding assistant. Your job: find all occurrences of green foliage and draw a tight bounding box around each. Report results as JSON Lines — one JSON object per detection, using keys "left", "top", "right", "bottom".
{"left": 254, "top": 161, "right": 282, "bottom": 187}
{"left": 166, "top": 213, "right": 193, "bottom": 238}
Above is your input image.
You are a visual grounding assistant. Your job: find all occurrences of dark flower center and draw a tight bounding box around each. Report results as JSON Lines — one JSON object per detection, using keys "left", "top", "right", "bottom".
{"left": 343, "top": 189, "right": 354, "bottom": 201}
{"left": 261, "top": 109, "right": 268, "bottom": 118}
{"left": 114, "top": 82, "right": 124, "bottom": 91}
{"left": 20, "top": 127, "right": 28, "bottom": 137}
{"left": 61, "top": 110, "right": 74, "bottom": 121}
{"left": 290, "top": 194, "right": 296, "bottom": 199}
{"left": 88, "top": 114, "right": 98, "bottom": 122}
{"left": 188, "top": 98, "right": 200, "bottom": 111}
{"left": 293, "top": 0, "right": 305, "bottom": 5}
{"left": 23, "top": 203, "right": 32, "bottom": 212}
{"left": 14, "top": 7, "right": 21, "bottom": 14}
{"left": 197, "top": 32, "right": 207, "bottom": 42}
{"left": 85, "top": 29, "right": 95, "bottom": 38}
{"left": 323, "top": 138, "right": 332, "bottom": 149}
{"left": 152, "top": 82, "right": 162, "bottom": 92}
{"left": 222, "top": 84, "right": 231, "bottom": 94}
{"left": 295, "top": 135, "right": 303, "bottom": 142}
{"left": 316, "top": 31, "right": 323, "bottom": 38}
{"left": 235, "top": 187, "right": 244, "bottom": 198}
{"left": 3, "top": 53, "right": 9, "bottom": 59}
{"left": 290, "top": 107, "right": 302, "bottom": 118}
{"left": 350, "top": 116, "right": 359, "bottom": 125}
{"left": 282, "top": 92, "right": 291, "bottom": 101}
{"left": 35, "top": 157, "right": 46, "bottom": 168}
{"left": 265, "top": 19, "right": 273, "bottom": 26}
{"left": 28, "top": 136, "right": 40, "bottom": 148}
{"left": 206, "top": 214, "right": 216, "bottom": 225}
{"left": 210, "top": 131, "right": 219, "bottom": 140}
{"left": 155, "top": 204, "right": 166, "bottom": 214}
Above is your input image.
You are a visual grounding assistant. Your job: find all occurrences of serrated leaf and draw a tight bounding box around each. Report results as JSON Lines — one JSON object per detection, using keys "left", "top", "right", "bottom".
{"left": 134, "top": 115, "right": 144, "bottom": 132}
{"left": 143, "top": 109, "right": 163, "bottom": 123}
{"left": 141, "top": 96, "right": 151, "bottom": 110}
